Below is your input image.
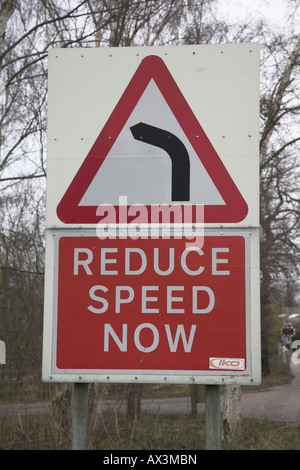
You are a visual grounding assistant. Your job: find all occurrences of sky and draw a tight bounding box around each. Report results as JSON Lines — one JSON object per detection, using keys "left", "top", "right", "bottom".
{"left": 217, "top": 0, "right": 299, "bottom": 33}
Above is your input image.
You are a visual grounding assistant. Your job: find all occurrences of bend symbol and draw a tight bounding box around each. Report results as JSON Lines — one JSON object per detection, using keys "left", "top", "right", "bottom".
{"left": 130, "top": 122, "right": 190, "bottom": 202}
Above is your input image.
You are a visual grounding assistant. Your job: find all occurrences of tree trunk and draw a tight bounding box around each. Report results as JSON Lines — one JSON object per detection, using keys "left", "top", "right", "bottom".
{"left": 190, "top": 384, "right": 198, "bottom": 415}
{"left": 51, "top": 383, "right": 73, "bottom": 447}
{"left": 126, "top": 383, "right": 143, "bottom": 420}
{"left": 222, "top": 385, "right": 241, "bottom": 441}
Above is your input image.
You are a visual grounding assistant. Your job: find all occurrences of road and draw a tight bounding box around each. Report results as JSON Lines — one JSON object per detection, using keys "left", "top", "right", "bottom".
{"left": 239, "top": 359, "right": 300, "bottom": 423}
{"left": 1, "top": 361, "right": 299, "bottom": 423}
{"left": 99, "top": 360, "right": 300, "bottom": 423}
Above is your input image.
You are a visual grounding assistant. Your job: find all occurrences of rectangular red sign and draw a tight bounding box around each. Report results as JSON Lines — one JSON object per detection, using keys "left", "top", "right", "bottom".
{"left": 54, "top": 233, "right": 249, "bottom": 375}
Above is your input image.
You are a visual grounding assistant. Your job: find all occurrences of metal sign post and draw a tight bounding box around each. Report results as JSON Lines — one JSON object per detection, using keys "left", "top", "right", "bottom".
{"left": 205, "top": 385, "right": 221, "bottom": 450}
{"left": 72, "top": 383, "right": 89, "bottom": 450}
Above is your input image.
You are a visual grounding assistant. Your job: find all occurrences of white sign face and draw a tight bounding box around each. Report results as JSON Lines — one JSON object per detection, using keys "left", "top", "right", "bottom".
{"left": 46, "top": 44, "right": 260, "bottom": 228}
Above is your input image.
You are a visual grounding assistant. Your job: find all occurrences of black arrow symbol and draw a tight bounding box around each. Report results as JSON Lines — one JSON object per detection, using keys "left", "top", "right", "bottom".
{"left": 130, "top": 122, "right": 190, "bottom": 201}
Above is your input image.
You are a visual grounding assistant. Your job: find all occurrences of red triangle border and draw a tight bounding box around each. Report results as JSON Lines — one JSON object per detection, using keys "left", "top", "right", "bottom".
{"left": 56, "top": 55, "right": 248, "bottom": 224}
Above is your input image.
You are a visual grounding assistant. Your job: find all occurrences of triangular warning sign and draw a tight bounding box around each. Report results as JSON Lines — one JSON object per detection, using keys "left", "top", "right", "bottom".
{"left": 57, "top": 55, "right": 248, "bottom": 224}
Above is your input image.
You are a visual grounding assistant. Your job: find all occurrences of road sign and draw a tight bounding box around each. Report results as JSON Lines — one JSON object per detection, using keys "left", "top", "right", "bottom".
{"left": 42, "top": 228, "right": 261, "bottom": 384}
{"left": 43, "top": 45, "right": 261, "bottom": 385}
{"left": 45, "top": 44, "right": 260, "bottom": 228}
{"left": 56, "top": 55, "right": 248, "bottom": 225}
{"left": 281, "top": 322, "right": 296, "bottom": 337}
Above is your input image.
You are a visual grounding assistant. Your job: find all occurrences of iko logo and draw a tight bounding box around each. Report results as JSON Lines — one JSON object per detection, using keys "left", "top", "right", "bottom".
{"left": 209, "top": 357, "right": 245, "bottom": 371}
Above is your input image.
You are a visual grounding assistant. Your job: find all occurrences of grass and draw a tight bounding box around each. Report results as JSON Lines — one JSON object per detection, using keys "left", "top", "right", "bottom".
{"left": 1, "top": 402, "right": 299, "bottom": 450}
{"left": 0, "top": 360, "right": 298, "bottom": 450}
{"left": 221, "top": 419, "right": 300, "bottom": 450}
{"left": 90, "top": 413, "right": 300, "bottom": 451}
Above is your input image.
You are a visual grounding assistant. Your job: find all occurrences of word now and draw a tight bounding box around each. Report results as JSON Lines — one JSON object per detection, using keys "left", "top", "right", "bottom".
{"left": 104, "top": 323, "right": 196, "bottom": 353}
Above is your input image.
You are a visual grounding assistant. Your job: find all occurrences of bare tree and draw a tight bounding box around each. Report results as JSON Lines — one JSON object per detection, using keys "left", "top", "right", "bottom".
{"left": 0, "top": 0, "right": 97, "bottom": 187}
{"left": 0, "top": 1, "right": 299, "bottom": 425}
{"left": 259, "top": 33, "right": 300, "bottom": 374}
{"left": 0, "top": 181, "right": 45, "bottom": 369}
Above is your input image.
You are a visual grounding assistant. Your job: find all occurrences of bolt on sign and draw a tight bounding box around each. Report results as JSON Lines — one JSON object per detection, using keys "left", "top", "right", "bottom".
{"left": 42, "top": 44, "right": 261, "bottom": 385}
